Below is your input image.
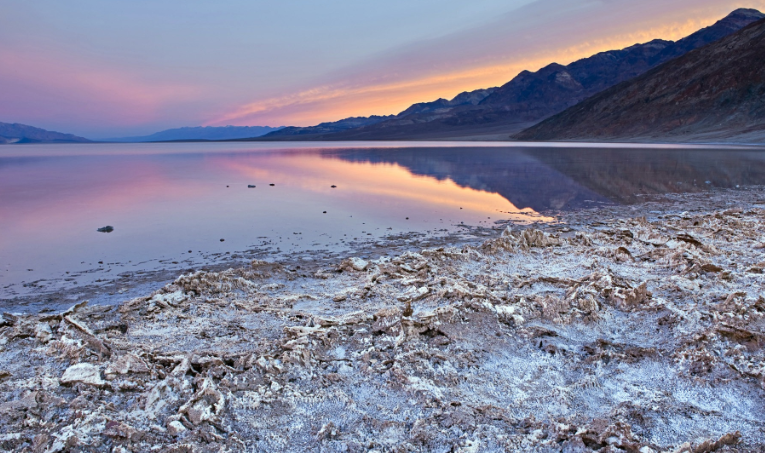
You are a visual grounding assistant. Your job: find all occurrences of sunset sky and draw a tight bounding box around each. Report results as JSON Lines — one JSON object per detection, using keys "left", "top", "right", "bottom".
{"left": 2, "top": 0, "right": 763, "bottom": 138}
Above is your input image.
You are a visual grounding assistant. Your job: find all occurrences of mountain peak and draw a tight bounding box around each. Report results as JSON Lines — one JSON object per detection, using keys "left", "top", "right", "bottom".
{"left": 514, "top": 16, "right": 765, "bottom": 143}
{"left": 0, "top": 122, "right": 90, "bottom": 144}
{"left": 715, "top": 8, "right": 764, "bottom": 29}
{"left": 728, "top": 8, "right": 764, "bottom": 18}
{"left": 246, "top": 7, "right": 765, "bottom": 142}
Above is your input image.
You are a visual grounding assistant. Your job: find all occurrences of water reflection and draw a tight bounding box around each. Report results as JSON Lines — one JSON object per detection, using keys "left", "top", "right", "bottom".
{"left": 529, "top": 147, "right": 765, "bottom": 204}
{"left": 216, "top": 151, "right": 543, "bottom": 217}
{"left": 0, "top": 143, "right": 546, "bottom": 298}
{"left": 324, "top": 146, "right": 765, "bottom": 211}
{"left": 2, "top": 142, "right": 765, "bottom": 299}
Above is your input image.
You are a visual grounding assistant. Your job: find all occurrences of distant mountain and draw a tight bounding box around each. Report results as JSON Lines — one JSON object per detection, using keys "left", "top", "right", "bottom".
{"left": 514, "top": 16, "right": 765, "bottom": 143}
{"left": 258, "top": 116, "right": 394, "bottom": 140}
{"left": 109, "top": 125, "right": 284, "bottom": 142}
{"left": 258, "top": 88, "right": 498, "bottom": 140}
{"left": 0, "top": 122, "right": 90, "bottom": 144}
{"left": 394, "top": 88, "right": 498, "bottom": 117}
{"left": 256, "top": 8, "right": 763, "bottom": 141}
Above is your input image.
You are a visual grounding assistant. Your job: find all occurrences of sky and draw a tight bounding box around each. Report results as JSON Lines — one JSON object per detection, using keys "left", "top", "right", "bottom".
{"left": 1, "top": 0, "right": 763, "bottom": 138}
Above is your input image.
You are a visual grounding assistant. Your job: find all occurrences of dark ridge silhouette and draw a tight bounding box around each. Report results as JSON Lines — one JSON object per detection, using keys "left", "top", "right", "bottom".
{"left": 515, "top": 16, "right": 765, "bottom": 143}
{"left": 258, "top": 8, "right": 764, "bottom": 141}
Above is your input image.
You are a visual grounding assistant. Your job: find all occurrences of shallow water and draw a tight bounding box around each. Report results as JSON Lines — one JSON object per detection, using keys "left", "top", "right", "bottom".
{"left": 2, "top": 141, "right": 765, "bottom": 300}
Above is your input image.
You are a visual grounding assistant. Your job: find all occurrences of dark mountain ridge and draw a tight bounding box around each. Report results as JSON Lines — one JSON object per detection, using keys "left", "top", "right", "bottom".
{"left": 395, "top": 88, "right": 498, "bottom": 117}
{"left": 514, "top": 16, "right": 765, "bottom": 143}
{"left": 0, "top": 122, "right": 90, "bottom": 144}
{"left": 485, "top": 7, "right": 765, "bottom": 114}
{"left": 259, "top": 87, "right": 497, "bottom": 140}
{"left": 257, "top": 8, "right": 764, "bottom": 141}
{"left": 260, "top": 115, "right": 395, "bottom": 139}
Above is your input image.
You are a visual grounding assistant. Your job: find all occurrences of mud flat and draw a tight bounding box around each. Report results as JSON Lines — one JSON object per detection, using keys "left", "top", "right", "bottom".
{"left": 3, "top": 188, "right": 765, "bottom": 452}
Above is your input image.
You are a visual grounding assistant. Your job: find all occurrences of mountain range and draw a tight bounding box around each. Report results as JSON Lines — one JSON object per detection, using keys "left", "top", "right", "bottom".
{"left": 259, "top": 116, "right": 395, "bottom": 139}
{"left": 108, "top": 125, "right": 284, "bottom": 142}
{"left": 259, "top": 89, "right": 498, "bottom": 140}
{"left": 514, "top": 14, "right": 765, "bottom": 143}
{"left": 4, "top": 8, "right": 764, "bottom": 145}
{"left": 0, "top": 122, "right": 90, "bottom": 144}
{"left": 258, "top": 8, "right": 765, "bottom": 142}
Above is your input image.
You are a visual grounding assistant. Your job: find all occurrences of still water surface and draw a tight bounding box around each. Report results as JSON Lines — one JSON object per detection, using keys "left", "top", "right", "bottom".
{"left": 2, "top": 141, "right": 765, "bottom": 299}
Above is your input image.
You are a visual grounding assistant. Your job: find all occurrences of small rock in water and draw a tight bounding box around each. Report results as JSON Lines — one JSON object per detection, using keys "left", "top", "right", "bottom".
{"left": 323, "top": 211, "right": 327, "bottom": 214}
{"left": 97, "top": 226, "right": 114, "bottom": 233}
{"left": 248, "top": 185, "right": 256, "bottom": 188}
{"left": 220, "top": 239, "right": 225, "bottom": 242}
{"left": 331, "top": 185, "right": 337, "bottom": 188}
{"left": 269, "top": 183, "right": 275, "bottom": 186}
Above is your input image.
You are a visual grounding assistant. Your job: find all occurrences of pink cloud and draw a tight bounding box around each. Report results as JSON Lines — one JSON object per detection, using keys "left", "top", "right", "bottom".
{"left": 0, "top": 46, "right": 202, "bottom": 135}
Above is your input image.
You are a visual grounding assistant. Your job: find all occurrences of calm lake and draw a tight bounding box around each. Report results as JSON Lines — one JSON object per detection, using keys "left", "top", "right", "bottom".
{"left": 2, "top": 141, "right": 765, "bottom": 302}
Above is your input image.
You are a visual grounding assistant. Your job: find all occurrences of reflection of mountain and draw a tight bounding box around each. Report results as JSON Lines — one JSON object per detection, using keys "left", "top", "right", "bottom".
{"left": 323, "top": 147, "right": 765, "bottom": 212}
{"left": 322, "top": 147, "right": 611, "bottom": 212}
{"left": 529, "top": 148, "right": 765, "bottom": 204}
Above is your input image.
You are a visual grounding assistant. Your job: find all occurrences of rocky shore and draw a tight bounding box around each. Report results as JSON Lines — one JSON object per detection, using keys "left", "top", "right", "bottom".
{"left": 2, "top": 188, "right": 765, "bottom": 452}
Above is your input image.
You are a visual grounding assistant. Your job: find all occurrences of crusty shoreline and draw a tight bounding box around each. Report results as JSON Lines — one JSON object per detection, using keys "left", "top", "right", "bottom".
{"left": 1, "top": 222, "right": 518, "bottom": 315}
{"left": 2, "top": 188, "right": 765, "bottom": 452}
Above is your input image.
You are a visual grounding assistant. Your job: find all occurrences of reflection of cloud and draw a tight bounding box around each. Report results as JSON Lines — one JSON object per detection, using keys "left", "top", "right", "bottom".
{"left": 0, "top": 158, "right": 207, "bottom": 237}
{"left": 209, "top": 0, "right": 765, "bottom": 127}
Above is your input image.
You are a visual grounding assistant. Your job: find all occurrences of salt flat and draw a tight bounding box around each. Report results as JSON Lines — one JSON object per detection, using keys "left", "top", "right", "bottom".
{"left": 2, "top": 188, "right": 765, "bottom": 451}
